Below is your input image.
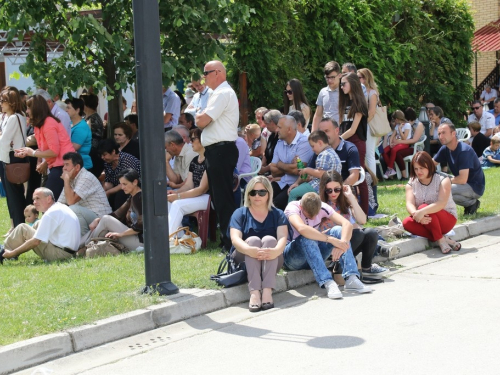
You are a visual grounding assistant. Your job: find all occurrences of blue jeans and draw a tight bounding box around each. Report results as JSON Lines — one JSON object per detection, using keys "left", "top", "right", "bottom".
{"left": 283, "top": 226, "right": 359, "bottom": 287}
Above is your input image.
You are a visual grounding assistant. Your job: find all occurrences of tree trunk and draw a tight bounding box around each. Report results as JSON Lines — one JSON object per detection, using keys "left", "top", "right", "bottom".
{"left": 103, "top": 58, "right": 123, "bottom": 138}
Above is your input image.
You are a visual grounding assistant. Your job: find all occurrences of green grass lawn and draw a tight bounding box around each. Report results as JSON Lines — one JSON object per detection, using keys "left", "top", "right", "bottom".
{"left": 1, "top": 167, "right": 499, "bottom": 345}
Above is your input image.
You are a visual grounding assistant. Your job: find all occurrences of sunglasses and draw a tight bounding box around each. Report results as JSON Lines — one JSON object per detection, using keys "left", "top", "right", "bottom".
{"left": 340, "top": 82, "right": 347, "bottom": 87}
{"left": 357, "top": 75, "right": 364, "bottom": 79}
{"left": 202, "top": 70, "right": 216, "bottom": 76}
{"left": 249, "top": 189, "right": 268, "bottom": 197}
{"left": 325, "top": 187, "right": 342, "bottom": 194}
{"left": 325, "top": 74, "right": 338, "bottom": 80}
{"left": 471, "top": 106, "right": 481, "bottom": 110}
{"left": 284, "top": 90, "right": 293, "bottom": 95}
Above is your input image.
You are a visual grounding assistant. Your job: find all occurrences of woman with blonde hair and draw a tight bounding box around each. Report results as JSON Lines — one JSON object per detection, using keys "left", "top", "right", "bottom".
{"left": 357, "top": 68, "right": 379, "bottom": 174}
{"left": 245, "top": 123, "right": 267, "bottom": 158}
{"left": 229, "top": 176, "right": 289, "bottom": 312}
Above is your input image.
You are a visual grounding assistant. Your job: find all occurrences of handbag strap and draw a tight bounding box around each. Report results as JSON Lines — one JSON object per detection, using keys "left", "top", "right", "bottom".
{"left": 15, "top": 114, "right": 26, "bottom": 147}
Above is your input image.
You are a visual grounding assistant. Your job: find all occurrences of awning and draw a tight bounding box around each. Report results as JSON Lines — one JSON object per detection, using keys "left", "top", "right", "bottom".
{"left": 473, "top": 19, "right": 500, "bottom": 52}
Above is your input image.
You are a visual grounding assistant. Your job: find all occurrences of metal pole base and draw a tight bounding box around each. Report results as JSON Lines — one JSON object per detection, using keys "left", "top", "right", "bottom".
{"left": 142, "top": 282, "right": 179, "bottom": 296}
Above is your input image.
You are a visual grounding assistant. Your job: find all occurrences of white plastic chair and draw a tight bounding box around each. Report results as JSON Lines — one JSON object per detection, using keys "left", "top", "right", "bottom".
{"left": 238, "top": 156, "right": 262, "bottom": 184}
{"left": 395, "top": 136, "right": 427, "bottom": 179}
{"left": 456, "top": 128, "right": 471, "bottom": 142}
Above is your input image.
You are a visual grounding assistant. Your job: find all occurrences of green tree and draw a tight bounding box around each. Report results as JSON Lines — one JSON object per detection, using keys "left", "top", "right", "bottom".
{"left": 0, "top": 0, "right": 250, "bottom": 131}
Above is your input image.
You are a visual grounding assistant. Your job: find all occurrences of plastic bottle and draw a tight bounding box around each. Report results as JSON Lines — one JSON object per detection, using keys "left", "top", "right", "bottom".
{"left": 297, "top": 157, "right": 307, "bottom": 180}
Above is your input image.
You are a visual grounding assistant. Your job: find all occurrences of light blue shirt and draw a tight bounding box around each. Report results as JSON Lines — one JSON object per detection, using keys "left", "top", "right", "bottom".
{"left": 162, "top": 88, "right": 180, "bottom": 129}
{"left": 184, "top": 87, "right": 213, "bottom": 121}
{"left": 488, "top": 109, "right": 500, "bottom": 126}
{"left": 272, "top": 132, "right": 314, "bottom": 188}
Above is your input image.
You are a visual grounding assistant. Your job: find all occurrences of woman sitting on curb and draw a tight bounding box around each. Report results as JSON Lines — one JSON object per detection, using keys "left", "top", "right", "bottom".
{"left": 403, "top": 151, "right": 460, "bottom": 254}
{"left": 229, "top": 176, "right": 288, "bottom": 312}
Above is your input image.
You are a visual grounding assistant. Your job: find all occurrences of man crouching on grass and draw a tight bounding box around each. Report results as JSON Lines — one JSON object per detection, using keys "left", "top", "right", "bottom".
{"left": 284, "top": 192, "right": 372, "bottom": 299}
{"left": 0, "top": 188, "right": 80, "bottom": 264}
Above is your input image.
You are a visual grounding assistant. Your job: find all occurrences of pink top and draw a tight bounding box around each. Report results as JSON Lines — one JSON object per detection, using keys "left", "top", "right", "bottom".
{"left": 34, "top": 117, "right": 75, "bottom": 168}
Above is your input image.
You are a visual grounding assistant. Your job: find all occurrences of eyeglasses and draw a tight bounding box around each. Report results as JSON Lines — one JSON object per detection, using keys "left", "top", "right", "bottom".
{"left": 190, "top": 137, "right": 199, "bottom": 142}
{"left": 325, "top": 74, "right": 338, "bottom": 80}
{"left": 471, "top": 106, "right": 481, "bottom": 110}
{"left": 325, "top": 187, "right": 342, "bottom": 194}
{"left": 357, "top": 75, "right": 364, "bottom": 79}
{"left": 284, "top": 90, "right": 293, "bottom": 95}
{"left": 249, "top": 189, "right": 268, "bottom": 197}
{"left": 0, "top": 99, "right": 6, "bottom": 104}
{"left": 202, "top": 70, "right": 217, "bottom": 76}
{"left": 340, "top": 82, "right": 347, "bottom": 87}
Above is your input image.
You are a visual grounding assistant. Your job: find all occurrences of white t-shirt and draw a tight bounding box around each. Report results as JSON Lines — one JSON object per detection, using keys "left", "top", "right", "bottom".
{"left": 201, "top": 81, "right": 239, "bottom": 147}
{"left": 34, "top": 202, "right": 80, "bottom": 251}
{"left": 396, "top": 122, "right": 412, "bottom": 140}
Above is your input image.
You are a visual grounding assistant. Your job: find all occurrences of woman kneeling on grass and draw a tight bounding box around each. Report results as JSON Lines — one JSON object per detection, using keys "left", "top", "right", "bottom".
{"left": 318, "top": 170, "right": 388, "bottom": 277}
{"left": 86, "top": 168, "right": 143, "bottom": 253}
{"left": 403, "top": 151, "right": 460, "bottom": 254}
{"left": 229, "top": 176, "right": 289, "bottom": 312}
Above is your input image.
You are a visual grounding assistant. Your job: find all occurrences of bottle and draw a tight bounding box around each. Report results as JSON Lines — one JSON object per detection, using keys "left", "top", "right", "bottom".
{"left": 297, "top": 157, "right": 307, "bottom": 180}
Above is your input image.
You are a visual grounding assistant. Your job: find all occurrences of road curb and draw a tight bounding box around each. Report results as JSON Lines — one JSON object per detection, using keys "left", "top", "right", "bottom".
{"left": 2, "top": 215, "right": 499, "bottom": 375}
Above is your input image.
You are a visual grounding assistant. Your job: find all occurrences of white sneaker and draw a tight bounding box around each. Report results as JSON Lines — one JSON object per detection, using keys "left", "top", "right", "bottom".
{"left": 386, "top": 168, "right": 397, "bottom": 177}
{"left": 344, "top": 276, "right": 372, "bottom": 294}
{"left": 324, "top": 280, "right": 343, "bottom": 299}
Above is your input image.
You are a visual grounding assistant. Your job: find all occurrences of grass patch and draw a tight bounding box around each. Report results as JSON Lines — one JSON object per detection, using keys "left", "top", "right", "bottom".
{"left": 1, "top": 167, "right": 499, "bottom": 345}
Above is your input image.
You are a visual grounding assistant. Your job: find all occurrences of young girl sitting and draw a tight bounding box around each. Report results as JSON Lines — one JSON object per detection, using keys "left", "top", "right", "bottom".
{"left": 383, "top": 110, "right": 412, "bottom": 179}
{"left": 24, "top": 205, "right": 39, "bottom": 227}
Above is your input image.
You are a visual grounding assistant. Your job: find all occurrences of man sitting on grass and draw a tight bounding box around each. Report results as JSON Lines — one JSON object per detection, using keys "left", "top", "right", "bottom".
{"left": 0, "top": 188, "right": 80, "bottom": 263}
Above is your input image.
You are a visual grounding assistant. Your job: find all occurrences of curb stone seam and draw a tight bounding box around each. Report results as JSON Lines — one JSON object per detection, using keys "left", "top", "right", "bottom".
{"left": 2, "top": 215, "right": 499, "bottom": 375}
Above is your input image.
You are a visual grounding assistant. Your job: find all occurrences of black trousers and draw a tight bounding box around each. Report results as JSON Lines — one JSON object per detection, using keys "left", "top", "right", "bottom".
{"left": 45, "top": 166, "right": 64, "bottom": 201}
{"left": 271, "top": 182, "right": 290, "bottom": 211}
{"left": 205, "top": 142, "right": 238, "bottom": 250}
{"left": 1, "top": 161, "right": 26, "bottom": 227}
{"left": 25, "top": 155, "right": 41, "bottom": 205}
{"left": 350, "top": 228, "right": 378, "bottom": 269}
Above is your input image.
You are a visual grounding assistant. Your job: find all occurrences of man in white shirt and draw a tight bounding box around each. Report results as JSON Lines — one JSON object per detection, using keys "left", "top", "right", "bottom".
{"left": 480, "top": 84, "right": 497, "bottom": 110}
{"left": 468, "top": 100, "right": 495, "bottom": 137}
{"left": 196, "top": 60, "right": 239, "bottom": 251}
{"left": 1, "top": 188, "right": 80, "bottom": 263}
{"left": 34, "top": 89, "right": 71, "bottom": 136}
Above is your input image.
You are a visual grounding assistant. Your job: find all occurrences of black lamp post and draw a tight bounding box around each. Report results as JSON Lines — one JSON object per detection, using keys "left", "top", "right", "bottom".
{"left": 418, "top": 106, "right": 430, "bottom": 154}
{"left": 132, "top": 0, "right": 178, "bottom": 296}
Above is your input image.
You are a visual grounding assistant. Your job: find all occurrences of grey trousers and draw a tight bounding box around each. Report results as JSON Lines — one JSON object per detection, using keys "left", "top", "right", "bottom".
{"left": 233, "top": 236, "right": 283, "bottom": 292}
{"left": 452, "top": 183, "right": 481, "bottom": 208}
{"left": 70, "top": 205, "right": 99, "bottom": 237}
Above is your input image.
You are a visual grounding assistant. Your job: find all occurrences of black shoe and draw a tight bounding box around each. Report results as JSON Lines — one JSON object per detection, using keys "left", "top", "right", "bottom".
{"left": 463, "top": 205, "right": 470, "bottom": 215}
{"left": 261, "top": 302, "right": 274, "bottom": 311}
{"left": 467, "top": 200, "right": 480, "bottom": 215}
{"left": 0, "top": 246, "right": 5, "bottom": 265}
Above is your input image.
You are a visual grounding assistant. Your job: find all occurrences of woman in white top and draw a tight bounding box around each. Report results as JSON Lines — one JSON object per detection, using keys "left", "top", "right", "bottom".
{"left": 383, "top": 110, "right": 412, "bottom": 179}
{"left": 0, "top": 86, "right": 28, "bottom": 230}
{"left": 403, "top": 151, "right": 460, "bottom": 254}
{"left": 283, "top": 79, "right": 311, "bottom": 127}
{"left": 357, "top": 68, "right": 380, "bottom": 175}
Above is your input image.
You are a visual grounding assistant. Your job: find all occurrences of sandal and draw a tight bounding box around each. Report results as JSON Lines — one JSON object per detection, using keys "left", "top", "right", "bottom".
{"left": 445, "top": 237, "right": 461, "bottom": 251}
{"left": 439, "top": 242, "right": 452, "bottom": 254}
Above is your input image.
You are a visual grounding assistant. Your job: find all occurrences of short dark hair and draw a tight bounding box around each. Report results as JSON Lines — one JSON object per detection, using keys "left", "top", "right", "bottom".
{"left": 117, "top": 168, "right": 140, "bottom": 186}
{"left": 410, "top": 151, "right": 436, "bottom": 179}
{"left": 324, "top": 61, "right": 340, "bottom": 75}
{"left": 80, "top": 93, "right": 99, "bottom": 111}
{"left": 308, "top": 130, "right": 329, "bottom": 144}
{"left": 404, "top": 107, "right": 417, "bottom": 122}
{"left": 495, "top": 98, "right": 500, "bottom": 105}
{"left": 62, "top": 152, "right": 84, "bottom": 168}
{"left": 125, "top": 114, "right": 139, "bottom": 128}
{"left": 342, "top": 62, "right": 357, "bottom": 73}
{"left": 320, "top": 117, "right": 339, "bottom": 128}
{"left": 288, "top": 110, "right": 306, "bottom": 128}
{"left": 430, "top": 106, "right": 444, "bottom": 119}
{"left": 181, "top": 112, "right": 194, "bottom": 126}
{"left": 65, "top": 98, "right": 85, "bottom": 117}
{"left": 113, "top": 121, "right": 133, "bottom": 139}
{"left": 98, "top": 138, "right": 120, "bottom": 156}
{"left": 471, "top": 100, "right": 481, "bottom": 107}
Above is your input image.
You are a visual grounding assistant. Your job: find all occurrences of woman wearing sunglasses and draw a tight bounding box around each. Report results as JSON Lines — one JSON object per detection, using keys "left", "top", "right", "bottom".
{"left": 319, "top": 170, "right": 388, "bottom": 277}
{"left": 167, "top": 128, "right": 209, "bottom": 235}
{"left": 283, "top": 78, "right": 311, "bottom": 128}
{"left": 229, "top": 176, "right": 288, "bottom": 312}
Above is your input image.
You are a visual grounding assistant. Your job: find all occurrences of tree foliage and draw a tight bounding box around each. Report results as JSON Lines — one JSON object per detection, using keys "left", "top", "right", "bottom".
{"left": 0, "top": 0, "right": 250, "bottom": 128}
{"left": 228, "top": 0, "right": 474, "bottom": 125}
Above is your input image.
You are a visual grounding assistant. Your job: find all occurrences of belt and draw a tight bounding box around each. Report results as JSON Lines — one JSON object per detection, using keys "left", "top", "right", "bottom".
{"left": 205, "top": 141, "right": 234, "bottom": 152}
{"left": 60, "top": 246, "right": 77, "bottom": 256}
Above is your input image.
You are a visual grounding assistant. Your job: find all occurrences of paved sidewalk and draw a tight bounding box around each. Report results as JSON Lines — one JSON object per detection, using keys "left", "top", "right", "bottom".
{"left": 2, "top": 215, "right": 499, "bottom": 375}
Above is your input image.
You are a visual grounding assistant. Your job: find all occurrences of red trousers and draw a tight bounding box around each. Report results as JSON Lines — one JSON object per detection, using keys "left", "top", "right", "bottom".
{"left": 402, "top": 204, "right": 457, "bottom": 242}
{"left": 383, "top": 144, "right": 409, "bottom": 169}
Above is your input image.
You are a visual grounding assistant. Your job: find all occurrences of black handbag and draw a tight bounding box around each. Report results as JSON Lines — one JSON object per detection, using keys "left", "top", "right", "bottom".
{"left": 210, "top": 252, "right": 247, "bottom": 288}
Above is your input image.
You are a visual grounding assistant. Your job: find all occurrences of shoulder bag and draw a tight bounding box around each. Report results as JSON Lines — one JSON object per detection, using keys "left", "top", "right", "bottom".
{"left": 85, "top": 237, "right": 127, "bottom": 258}
{"left": 5, "top": 115, "right": 30, "bottom": 184}
{"left": 368, "top": 99, "right": 392, "bottom": 137}
{"left": 169, "top": 226, "right": 202, "bottom": 254}
{"left": 210, "top": 251, "right": 247, "bottom": 288}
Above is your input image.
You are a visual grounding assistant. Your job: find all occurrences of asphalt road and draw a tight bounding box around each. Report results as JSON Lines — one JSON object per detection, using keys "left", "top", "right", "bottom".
{"left": 18, "top": 230, "right": 500, "bottom": 375}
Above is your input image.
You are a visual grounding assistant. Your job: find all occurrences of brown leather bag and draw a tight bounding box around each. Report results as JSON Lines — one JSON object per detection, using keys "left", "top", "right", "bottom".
{"left": 5, "top": 115, "right": 30, "bottom": 185}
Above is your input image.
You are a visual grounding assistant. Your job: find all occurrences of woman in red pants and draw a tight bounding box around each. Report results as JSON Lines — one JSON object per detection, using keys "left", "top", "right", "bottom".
{"left": 403, "top": 151, "right": 461, "bottom": 253}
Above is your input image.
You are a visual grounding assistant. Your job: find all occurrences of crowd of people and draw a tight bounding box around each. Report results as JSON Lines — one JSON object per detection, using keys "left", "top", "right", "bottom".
{"left": 0, "top": 59, "right": 493, "bottom": 313}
